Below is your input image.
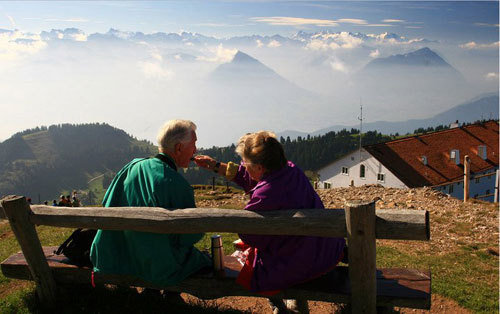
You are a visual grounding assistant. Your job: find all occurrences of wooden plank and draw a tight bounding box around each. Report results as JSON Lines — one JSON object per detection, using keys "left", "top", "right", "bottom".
{"left": 23, "top": 205, "right": 429, "bottom": 240}
{"left": 1, "top": 247, "right": 430, "bottom": 309}
{"left": 346, "top": 200, "right": 377, "bottom": 313}
{"left": 0, "top": 196, "right": 57, "bottom": 305}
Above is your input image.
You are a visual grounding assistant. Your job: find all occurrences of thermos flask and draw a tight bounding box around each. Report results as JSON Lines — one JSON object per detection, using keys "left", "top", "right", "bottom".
{"left": 211, "top": 234, "right": 225, "bottom": 273}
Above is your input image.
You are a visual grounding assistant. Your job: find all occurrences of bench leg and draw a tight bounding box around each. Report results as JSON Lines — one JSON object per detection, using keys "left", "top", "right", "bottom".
{"left": 1, "top": 196, "right": 57, "bottom": 306}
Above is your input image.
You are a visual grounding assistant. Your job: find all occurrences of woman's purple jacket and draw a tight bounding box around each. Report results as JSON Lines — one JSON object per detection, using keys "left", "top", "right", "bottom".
{"left": 233, "top": 161, "right": 346, "bottom": 292}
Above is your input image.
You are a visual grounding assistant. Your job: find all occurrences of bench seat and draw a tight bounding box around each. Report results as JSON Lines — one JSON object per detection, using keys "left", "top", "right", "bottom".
{"left": 1, "top": 247, "right": 431, "bottom": 309}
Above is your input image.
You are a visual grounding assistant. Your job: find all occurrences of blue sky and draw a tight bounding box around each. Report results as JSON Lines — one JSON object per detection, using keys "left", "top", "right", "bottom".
{"left": 1, "top": 1, "right": 498, "bottom": 42}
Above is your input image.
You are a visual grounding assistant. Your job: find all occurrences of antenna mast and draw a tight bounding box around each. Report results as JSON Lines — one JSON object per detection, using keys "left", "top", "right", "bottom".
{"left": 358, "top": 99, "right": 363, "bottom": 161}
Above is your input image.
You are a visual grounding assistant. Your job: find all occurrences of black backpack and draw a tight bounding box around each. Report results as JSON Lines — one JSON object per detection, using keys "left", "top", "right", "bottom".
{"left": 54, "top": 228, "right": 97, "bottom": 268}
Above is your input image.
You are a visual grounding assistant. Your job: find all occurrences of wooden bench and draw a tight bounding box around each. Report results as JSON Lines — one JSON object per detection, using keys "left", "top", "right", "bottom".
{"left": 0, "top": 196, "right": 431, "bottom": 313}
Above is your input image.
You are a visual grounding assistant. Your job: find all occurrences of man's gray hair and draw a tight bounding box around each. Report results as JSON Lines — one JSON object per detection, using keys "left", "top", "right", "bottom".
{"left": 157, "top": 120, "right": 197, "bottom": 151}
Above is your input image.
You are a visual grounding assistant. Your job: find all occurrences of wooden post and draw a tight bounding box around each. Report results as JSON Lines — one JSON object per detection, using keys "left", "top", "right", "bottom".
{"left": 345, "top": 200, "right": 376, "bottom": 314}
{"left": 1, "top": 196, "right": 57, "bottom": 305}
{"left": 464, "top": 155, "right": 470, "bottom": 202}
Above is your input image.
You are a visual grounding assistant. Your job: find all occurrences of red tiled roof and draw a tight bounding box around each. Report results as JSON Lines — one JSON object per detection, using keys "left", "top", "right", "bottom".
{"left": 364, "top": 121, "right": 499, "bottom": 187}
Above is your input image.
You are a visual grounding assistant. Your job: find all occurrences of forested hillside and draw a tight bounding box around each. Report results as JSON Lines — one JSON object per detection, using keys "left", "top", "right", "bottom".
{"left": 0, "top": 124, "right": 392, "bottom": 203}
{"left": 0, "top": 123, "right": 155, "bottom": 202}
{"left": 185, "top": 129, "right": 392, "bottom": 184}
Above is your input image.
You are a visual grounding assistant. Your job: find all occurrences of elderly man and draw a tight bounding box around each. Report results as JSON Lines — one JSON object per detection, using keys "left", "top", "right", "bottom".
{"left": 90, "top": 120, "right": 210, "bottom": 288}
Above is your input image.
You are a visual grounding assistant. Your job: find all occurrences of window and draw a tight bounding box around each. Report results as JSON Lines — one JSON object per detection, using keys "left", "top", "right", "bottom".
{"left": 478, "top": 145, "right": 487, "bottom": 160}
{"left": 475, "top": 178, "right": 480, "bottom": 184}
{"left": 351, "top": 156, "right": 355, "bottom": 161}
{"left": 323, "top": 182, "right": 331, "bottom": 189}
{"left": 360, "top": 164, "right": 366, "bottom": 178}
{"left": 486, "top": 189, "right": 491, "bottom": 195}
{"left": 341, "top": 167, "right": 349, "bottom": 175}
{"left": 448, "top": 184, "right": 454, "bottom": 193}
{"left": 377, "top": 173, "right": 385, "bottom": 182}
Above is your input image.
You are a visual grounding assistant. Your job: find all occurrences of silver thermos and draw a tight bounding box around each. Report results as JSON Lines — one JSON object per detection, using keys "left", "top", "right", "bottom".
{"left": 211, "top": 234, "right": 225, "bottom": 274}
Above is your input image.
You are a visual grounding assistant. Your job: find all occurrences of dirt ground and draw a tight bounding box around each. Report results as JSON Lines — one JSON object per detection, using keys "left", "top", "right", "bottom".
{"left": 181, "top": 293, "right": 471, "bottom": 313}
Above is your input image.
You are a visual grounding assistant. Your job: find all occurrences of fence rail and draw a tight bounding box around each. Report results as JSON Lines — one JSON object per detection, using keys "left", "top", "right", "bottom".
{"left": 0, "top": 196, "right": 429, "bottom": 241}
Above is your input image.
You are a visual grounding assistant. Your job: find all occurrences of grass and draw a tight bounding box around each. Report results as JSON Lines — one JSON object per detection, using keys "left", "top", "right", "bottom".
{"left": 0, "top": 188, "right": 498, "bottom": 313}
{"left": 376, "top": 244, "right": 499, "bottom": 314}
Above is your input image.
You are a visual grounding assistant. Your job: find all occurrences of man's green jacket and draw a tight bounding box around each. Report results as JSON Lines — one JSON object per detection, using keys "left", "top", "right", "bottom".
{"left": 90, "top": 154, "right": 210, "bottom": 286}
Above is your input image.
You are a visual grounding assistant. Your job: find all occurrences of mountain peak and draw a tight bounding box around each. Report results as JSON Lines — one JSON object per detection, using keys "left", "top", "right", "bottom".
{"left": 231, "top": 50, "right": 259, "bottom": 64}
{"left": 366, "top": 47, "right": 452, "bottom": 68}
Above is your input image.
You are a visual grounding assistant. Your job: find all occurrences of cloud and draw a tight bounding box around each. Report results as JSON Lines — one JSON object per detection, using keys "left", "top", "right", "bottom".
{"left": 485, "top": 72, "right": 499, "bottom": 80}
{"left": 268, "top": 40, "right": 281, "bottom": 48}
{"left": 197, "top": 44, "right": 237, "bottom": 63}
{"left": 459, "top": 41, "right": 499, "bottom": 49}
{"left": 337, "top": 19, "right": 367, "bottom": 25}
{"left": 0, "top": 30, "right": 47, "bottom": 63}
{"left": 251, "top": 16, "right": 372, "bottom": 27}
{"left": 151, "top": 52, "right": 163, "bottom": 62}
{"left": 306, "top": 32, "right": 364, "bottom": 51}
{"left": 67, "top": 32, "right": 87, "bottom": 42}
{"left": 364, "top": 24, "right": 393, "bottom": 27}
{"left": 138, "top": 61, "right": 174, "bottom": 80}
{"left": 251, "top": 16, "right": 338, "bottom": 27}
{"left": 382, "top": 19, "right": 405, "bottom": 23}
{"left": 44, "top": 18, "right": 89, "bottom": 23}
{"left": 474, "top": 22, "right": 500, "bottom": 27}
{"left": 366, "top": 32, "right": 425, "bottom": 45}
{"left": 256, "top": 39, "right": 264, "bottom": 48}
{"left": 369, "top": 49, "right": 380, "bottom": 58}
{"left": 329, "top": 59, "right": 348, "bottom": 73}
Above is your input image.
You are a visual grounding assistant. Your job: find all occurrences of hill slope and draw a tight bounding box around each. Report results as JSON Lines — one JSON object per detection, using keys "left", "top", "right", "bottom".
{"left": 0, "top": 123, "right": 155, "bottom": 202}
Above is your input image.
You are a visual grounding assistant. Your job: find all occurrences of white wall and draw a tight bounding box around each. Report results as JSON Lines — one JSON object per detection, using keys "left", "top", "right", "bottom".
{"left": 317, "top": 149, "right": 407, "bottom": 188}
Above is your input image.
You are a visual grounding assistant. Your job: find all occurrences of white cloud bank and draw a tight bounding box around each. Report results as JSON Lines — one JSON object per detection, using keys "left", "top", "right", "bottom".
{"left": 369, "top": 49, "right": 380, "bottom": 58}
{"left": 485, "top": 72, "right": 499, "bottom": 80}
{"left": 251, "top": 16, "right": 338, "bottom": 27}
{"left": 0, "top": 30, "right": 47, "bottom": 63}
{"left": 306, "top": 32, "right": 363, "bottom": 50}
{"left": 138, "top": 61, "right": 174, "bottom": 80}
{"left": 197, "top": 44, "right": 237, "bottom": 63}
{"left": 268, "top": 40, "right": 281, "bottom": 48}
{"left": 460, "top": 41, "right": 499, "bottom": 49}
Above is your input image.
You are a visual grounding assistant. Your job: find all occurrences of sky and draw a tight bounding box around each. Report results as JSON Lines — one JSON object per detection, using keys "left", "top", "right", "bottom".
{"left": 0, "top": 1, "right": 498, "bottom": 147}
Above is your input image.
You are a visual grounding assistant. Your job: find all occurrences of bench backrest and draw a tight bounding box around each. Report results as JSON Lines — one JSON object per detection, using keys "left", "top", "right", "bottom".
{"left": 0, "top": 195, "right": 430, "bottom": 313}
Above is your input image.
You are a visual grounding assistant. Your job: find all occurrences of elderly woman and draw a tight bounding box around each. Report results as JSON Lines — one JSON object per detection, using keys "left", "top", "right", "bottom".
{"left": 195, "top": 131, "right": 345, "bottom": 312}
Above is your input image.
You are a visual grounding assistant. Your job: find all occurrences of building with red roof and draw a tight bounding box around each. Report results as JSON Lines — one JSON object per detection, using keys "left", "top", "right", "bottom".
{"left": 317, "top": 120, "right": 499, "bottom": 201}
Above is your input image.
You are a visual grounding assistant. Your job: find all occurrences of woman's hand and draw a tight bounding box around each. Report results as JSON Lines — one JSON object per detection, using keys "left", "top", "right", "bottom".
{"left": 193, "top": 155, "right": 216, "bottom": 170}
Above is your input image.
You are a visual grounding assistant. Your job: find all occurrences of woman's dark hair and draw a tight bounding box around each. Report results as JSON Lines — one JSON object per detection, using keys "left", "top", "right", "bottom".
{"left": 235, "top": 131, "right": 287, "bottom": 172}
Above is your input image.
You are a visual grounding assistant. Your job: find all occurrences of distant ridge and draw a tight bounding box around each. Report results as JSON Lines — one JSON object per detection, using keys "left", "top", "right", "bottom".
{"left": 278, "top": 93, "right": 500, "bottom": 139}
{"left": 365, "top": 47, "right": 452, "bottom": 68}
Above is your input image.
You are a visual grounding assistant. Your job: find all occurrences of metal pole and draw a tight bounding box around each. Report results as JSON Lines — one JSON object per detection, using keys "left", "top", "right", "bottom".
{"left": 494, "top": 170, "right": 499, "bottom": 203}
